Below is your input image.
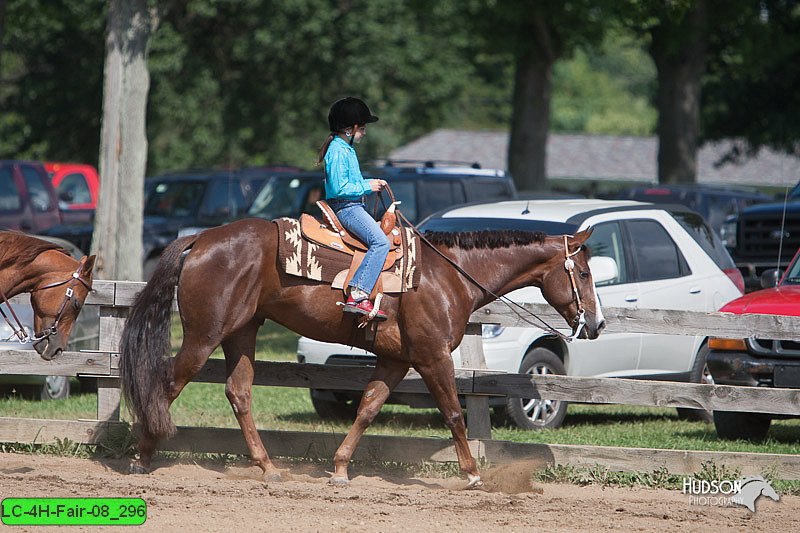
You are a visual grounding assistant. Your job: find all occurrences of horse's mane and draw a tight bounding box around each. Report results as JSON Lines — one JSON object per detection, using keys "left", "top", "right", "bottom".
{"left": 423, "top": 230, "right": 546, "bottom": 250}
{"left": 0, "top": 231, "right": 69, "bottom": 270}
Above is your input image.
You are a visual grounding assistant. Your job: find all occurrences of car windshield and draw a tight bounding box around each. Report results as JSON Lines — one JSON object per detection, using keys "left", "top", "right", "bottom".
{"left": 144, "top": 180, "right": 206, "bottom": 217}
{"left": 419, "top": 216, "right": 577, "bottom": 235}
{"left": 782, "top": 251, "right": 800, "bottom": 285}
{"left": 248, "top": 177, "right": 321, "bottom": 219}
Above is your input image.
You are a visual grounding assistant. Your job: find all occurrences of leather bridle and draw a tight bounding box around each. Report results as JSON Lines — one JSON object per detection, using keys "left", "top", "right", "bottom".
{"left": 563, "top": 235, "right": 587, "bottom": 340}
{"left": 0, "top": 264, "right": 92, "bottom": 344}
{"left": 386, "top": 184, "right": 591, "bottom": 342}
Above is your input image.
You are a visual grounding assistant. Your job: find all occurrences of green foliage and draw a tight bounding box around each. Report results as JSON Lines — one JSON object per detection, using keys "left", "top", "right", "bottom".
{"left": 0, "top": 0, "right": 106, "bottom": 163}
{"left": 702, "top": 0, "right": 800, "bottom": 159}
{"left": 552, "top": 30, "right": 657, "bottom": 135}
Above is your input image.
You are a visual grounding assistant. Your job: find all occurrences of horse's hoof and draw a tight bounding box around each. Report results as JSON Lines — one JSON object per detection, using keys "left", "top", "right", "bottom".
{"left": 128, "top": 463, "right": 150, "bottom": 475}
{"left": 329, "top": 476, "right": 350, "bottom": 487}
{"left": 264, "top": 471, "right": 282, "bottom": 482}
{"left": 466, "top": 476, "right": 484, "bottom": 490}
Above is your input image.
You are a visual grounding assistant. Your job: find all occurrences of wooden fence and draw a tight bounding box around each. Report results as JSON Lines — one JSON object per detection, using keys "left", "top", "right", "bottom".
{"left": 3, "top": 280, "right": 800, "bottom": 479}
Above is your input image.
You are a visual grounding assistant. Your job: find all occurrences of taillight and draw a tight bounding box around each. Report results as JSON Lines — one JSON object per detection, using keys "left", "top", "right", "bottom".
{"left": 723, "top": 267, "right": 745, "bottom": 295}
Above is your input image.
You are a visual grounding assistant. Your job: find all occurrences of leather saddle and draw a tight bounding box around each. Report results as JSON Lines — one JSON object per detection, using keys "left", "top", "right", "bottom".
{"left": 299, "top": 200, "right": 404, "bottom": 294}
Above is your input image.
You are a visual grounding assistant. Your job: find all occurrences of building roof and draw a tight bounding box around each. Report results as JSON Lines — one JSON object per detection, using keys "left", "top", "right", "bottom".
{"left": 386, "top": 129, "right": 799, "bottom": 187}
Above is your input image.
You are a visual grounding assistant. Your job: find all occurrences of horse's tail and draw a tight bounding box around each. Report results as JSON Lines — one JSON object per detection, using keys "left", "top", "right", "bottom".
{"left": 119, "top": 235, "right": 198, "bottom": 439}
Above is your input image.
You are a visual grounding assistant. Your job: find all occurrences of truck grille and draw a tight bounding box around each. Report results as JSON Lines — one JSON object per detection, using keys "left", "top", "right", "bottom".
{"left": 738, "top": 212, "right": 800, "bottom": 265}
{"left": 749, "top": 338, "right": 800, "bottom": 358}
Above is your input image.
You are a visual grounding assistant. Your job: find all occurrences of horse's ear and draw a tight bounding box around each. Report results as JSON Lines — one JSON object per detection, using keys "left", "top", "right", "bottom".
{"left": 573, "top": 227, "right": 594, "bottom": 244}
{"left": 81, "top": 255, "right": 97, "bottom": 276}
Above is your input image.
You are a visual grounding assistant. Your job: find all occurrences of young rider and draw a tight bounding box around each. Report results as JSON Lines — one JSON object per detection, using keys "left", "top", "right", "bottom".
{"left": 316, "top": 96, "right": 389, "bottom": 320}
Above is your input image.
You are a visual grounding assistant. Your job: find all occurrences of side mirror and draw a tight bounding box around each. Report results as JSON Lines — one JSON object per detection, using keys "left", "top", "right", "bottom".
{"left": 588, "top": 256, "right": 618, "bottom": 284}
{"left": 58, "top": 190, "right": 74, "bottom": 202}
{"left": 760, "top": 268, "right": 783, "bottom": 289}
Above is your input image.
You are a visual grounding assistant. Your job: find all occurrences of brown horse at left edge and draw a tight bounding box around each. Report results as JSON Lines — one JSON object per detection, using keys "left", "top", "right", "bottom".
{"left": 119, "top": 216, "right": 606, "bottom": 488}
{"left": 0, "top": 232, "right": 96, "bottom": 360}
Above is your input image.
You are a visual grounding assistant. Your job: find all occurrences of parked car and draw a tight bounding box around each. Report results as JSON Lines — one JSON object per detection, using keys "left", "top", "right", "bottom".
{"left": 45, "top": 162, "right": 100, "bottom": 225}
{"left": 0, "top": 160, "right": 61, "bottom": 233}
{"left": 368, "top": 160, "right": 517, "bottom": 223}
{"left": 247, "top": 171, "right": 327, "bottom": 221}
{"left": 298, "top": 199, "right": 744, "bottom": 428}
{"left": 43, "top": 166, "right": 297, "bottom": 276}
{"left": 617, "top": 183, "right": 773, "bottom": 237}
{"left": 706, "top": 246, "right": 800, "bottom": 441}
{"left": 0, "top": 236, "right": 99, "bottom": 400}
{"left": 721, "top": 181, "right": 800, "bottom": 290}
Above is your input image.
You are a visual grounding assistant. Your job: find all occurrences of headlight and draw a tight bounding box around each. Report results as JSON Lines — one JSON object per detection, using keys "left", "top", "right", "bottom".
{"left": 481, "top": 324, "right": 505, "bottom": 339}
{"left": 720, "top": 218, "right": 737, "bottom": 248}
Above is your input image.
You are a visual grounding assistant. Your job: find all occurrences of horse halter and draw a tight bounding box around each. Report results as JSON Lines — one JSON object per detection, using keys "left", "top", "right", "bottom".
{"left": 563, "top": 235, "right": 587, "bottom": 341}
{"left": 0, "top": 264, "right": 93, "bottom": 344}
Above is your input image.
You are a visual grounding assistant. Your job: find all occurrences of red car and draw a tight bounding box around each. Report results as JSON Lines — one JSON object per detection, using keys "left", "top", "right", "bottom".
{"left": 707, "top": 247, "right": 800, "bottom": 440}
{"left": 45, "top": 162, "right": 99, "bottom": 224}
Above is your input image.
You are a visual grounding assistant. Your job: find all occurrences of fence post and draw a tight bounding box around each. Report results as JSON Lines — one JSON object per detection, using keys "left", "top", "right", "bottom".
{"left": 459, "top": 323, "right": 491, "bottom": 439}
{"left": 96, "top": 305, "right": 126, "bottom": 421}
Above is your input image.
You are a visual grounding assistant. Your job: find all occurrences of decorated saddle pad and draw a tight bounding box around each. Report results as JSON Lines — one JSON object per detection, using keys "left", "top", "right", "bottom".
{"left": 274, "top": 218, "right": 420, "bottom": 293}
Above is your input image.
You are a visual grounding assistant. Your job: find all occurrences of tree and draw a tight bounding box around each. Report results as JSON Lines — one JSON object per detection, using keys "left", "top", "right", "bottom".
{"left": 649, "top": 0, "right": 708, "bottom": 183}
{"left": 0, "top": 1, "right": 105, "bottom": 163}
{"left": 702, "top": 0, "right": 800, "bottom": 161}
{"left": 467, "top": 1, "right": 605, "bottom": 191}
{"left": 92, "top": 0, "right": 157, "bottom": 280}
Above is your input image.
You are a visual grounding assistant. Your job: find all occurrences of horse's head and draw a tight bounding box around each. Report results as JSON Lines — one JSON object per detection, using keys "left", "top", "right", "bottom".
{"left": 30, "top": 254, "right": 96, "bottom": 360}
{"left": 539, "top": 229, "right": 606, "bottom": 340}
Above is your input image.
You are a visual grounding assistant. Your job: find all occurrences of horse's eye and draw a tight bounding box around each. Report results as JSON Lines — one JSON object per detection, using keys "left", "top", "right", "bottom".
{"left": 580, "top": 271, "right": 590, "bottom": 280}
{"left": 73, "top": 300, "right": 82, "bottom": 310}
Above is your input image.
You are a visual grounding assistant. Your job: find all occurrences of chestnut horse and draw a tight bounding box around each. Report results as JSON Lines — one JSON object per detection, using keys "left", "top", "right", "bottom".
{"left": 0, "top": 232, "right": 96, "bottom": 360}
{"left": 119, "top": 218, "right": 604, "bottom": 487}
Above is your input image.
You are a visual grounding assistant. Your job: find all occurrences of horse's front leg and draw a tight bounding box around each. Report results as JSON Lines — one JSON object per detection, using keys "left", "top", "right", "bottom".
{"left": 331, "top": 358, "right": 409, "bottom": 485}
{"left": 415, "top": 354, "right": 482, "bottom": 488}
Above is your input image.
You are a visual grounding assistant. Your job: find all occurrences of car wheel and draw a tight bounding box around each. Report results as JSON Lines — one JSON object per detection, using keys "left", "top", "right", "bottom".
{"left": 39, "top": 375, "right": 70, "bottom": 401}
{"left": 713, "top": 410, "right": 771, "bottom": 441}
{"left": 310, "top": 390, "right": 359, "bottom": 421}
{"left": 676, "top": 344, "right": 713, "bottom": 422}
{"left": 505, "top": 347, "right": 568, "bottom": 430}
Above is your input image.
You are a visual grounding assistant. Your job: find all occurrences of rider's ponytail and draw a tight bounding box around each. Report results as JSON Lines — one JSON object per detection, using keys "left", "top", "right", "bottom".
{"left": 316, "top": 133, "right": 335, "bottom": 167}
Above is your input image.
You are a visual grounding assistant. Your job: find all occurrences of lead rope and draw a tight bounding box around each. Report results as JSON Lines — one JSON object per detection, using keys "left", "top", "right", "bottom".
{"left": 392, "top": 205, "right": 580, "bottom": 342}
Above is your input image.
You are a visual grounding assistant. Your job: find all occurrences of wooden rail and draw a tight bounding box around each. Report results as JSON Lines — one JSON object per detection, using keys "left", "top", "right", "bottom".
{"left": 3, "top": 280, "right": 800, "bottom": 478}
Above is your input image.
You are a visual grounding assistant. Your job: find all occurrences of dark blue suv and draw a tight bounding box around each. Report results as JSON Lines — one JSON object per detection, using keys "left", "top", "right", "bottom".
{"left": 246, "top": 161, "right": 517, "bottom": 225}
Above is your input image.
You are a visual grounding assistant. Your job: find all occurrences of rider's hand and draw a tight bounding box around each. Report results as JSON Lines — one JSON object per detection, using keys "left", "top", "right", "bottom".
{"left": 370, "top": 179, "right": 387, "bottom": 192}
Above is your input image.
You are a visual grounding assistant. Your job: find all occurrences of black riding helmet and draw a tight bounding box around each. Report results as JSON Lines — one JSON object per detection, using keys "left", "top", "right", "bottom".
{"left": 328, "top": 97, "right": 379, "bottom": 132}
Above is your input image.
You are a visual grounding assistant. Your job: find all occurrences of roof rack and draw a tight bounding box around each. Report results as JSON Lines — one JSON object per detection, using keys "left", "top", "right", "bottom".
{"left": 381, "top": 159, "right": 482, "bottom": 169}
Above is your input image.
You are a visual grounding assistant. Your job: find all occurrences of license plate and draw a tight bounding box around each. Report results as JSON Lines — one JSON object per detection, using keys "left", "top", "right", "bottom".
{"left": 774, "top": 365, "right": 800, "bottom": 389}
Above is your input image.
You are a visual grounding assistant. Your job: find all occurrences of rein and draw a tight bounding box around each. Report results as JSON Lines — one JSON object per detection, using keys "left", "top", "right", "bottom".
{"left": 379, "top": 186, "right": 587, "bottom": 342}
{"left": 0, "top": 265, "right": 91, "bottom": 344}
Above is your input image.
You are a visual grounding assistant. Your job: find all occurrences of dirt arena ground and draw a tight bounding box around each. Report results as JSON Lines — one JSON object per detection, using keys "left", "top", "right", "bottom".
{"left": 1, "top": 453, "right": 798, "bottom": 532}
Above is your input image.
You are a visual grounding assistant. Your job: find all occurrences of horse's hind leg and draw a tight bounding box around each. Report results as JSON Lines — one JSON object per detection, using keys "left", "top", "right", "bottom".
{"left": 331, "top": 358, "right": 409, "bottom": 485}
{"left": 132, "top": 336, "right": 219, "bottom": 473}
{"left": 221, "top": 320, "right": 281, "bottom": 481}
{"left": 415, "top": 354, "right": 482, "bottom": 488}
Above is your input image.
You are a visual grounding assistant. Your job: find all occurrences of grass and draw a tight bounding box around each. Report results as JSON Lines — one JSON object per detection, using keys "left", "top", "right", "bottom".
{"left": 3, "top": 320, "right": 800, "bottom": 483}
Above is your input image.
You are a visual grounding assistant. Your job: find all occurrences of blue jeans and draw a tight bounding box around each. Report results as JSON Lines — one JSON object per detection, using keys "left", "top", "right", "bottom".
{"left": 330, "top": 200, "right": 390, "bottom": 295}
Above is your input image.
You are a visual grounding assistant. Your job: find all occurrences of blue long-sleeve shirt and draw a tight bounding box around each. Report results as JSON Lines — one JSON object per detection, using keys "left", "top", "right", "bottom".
{"left": 324, "top": 136, "right": 372, "bottom": 200}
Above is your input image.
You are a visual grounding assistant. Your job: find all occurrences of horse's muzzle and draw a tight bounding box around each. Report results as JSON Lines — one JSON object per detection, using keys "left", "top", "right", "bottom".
{"left": 32, "top": 335, "right": 64, "bottom": 361}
